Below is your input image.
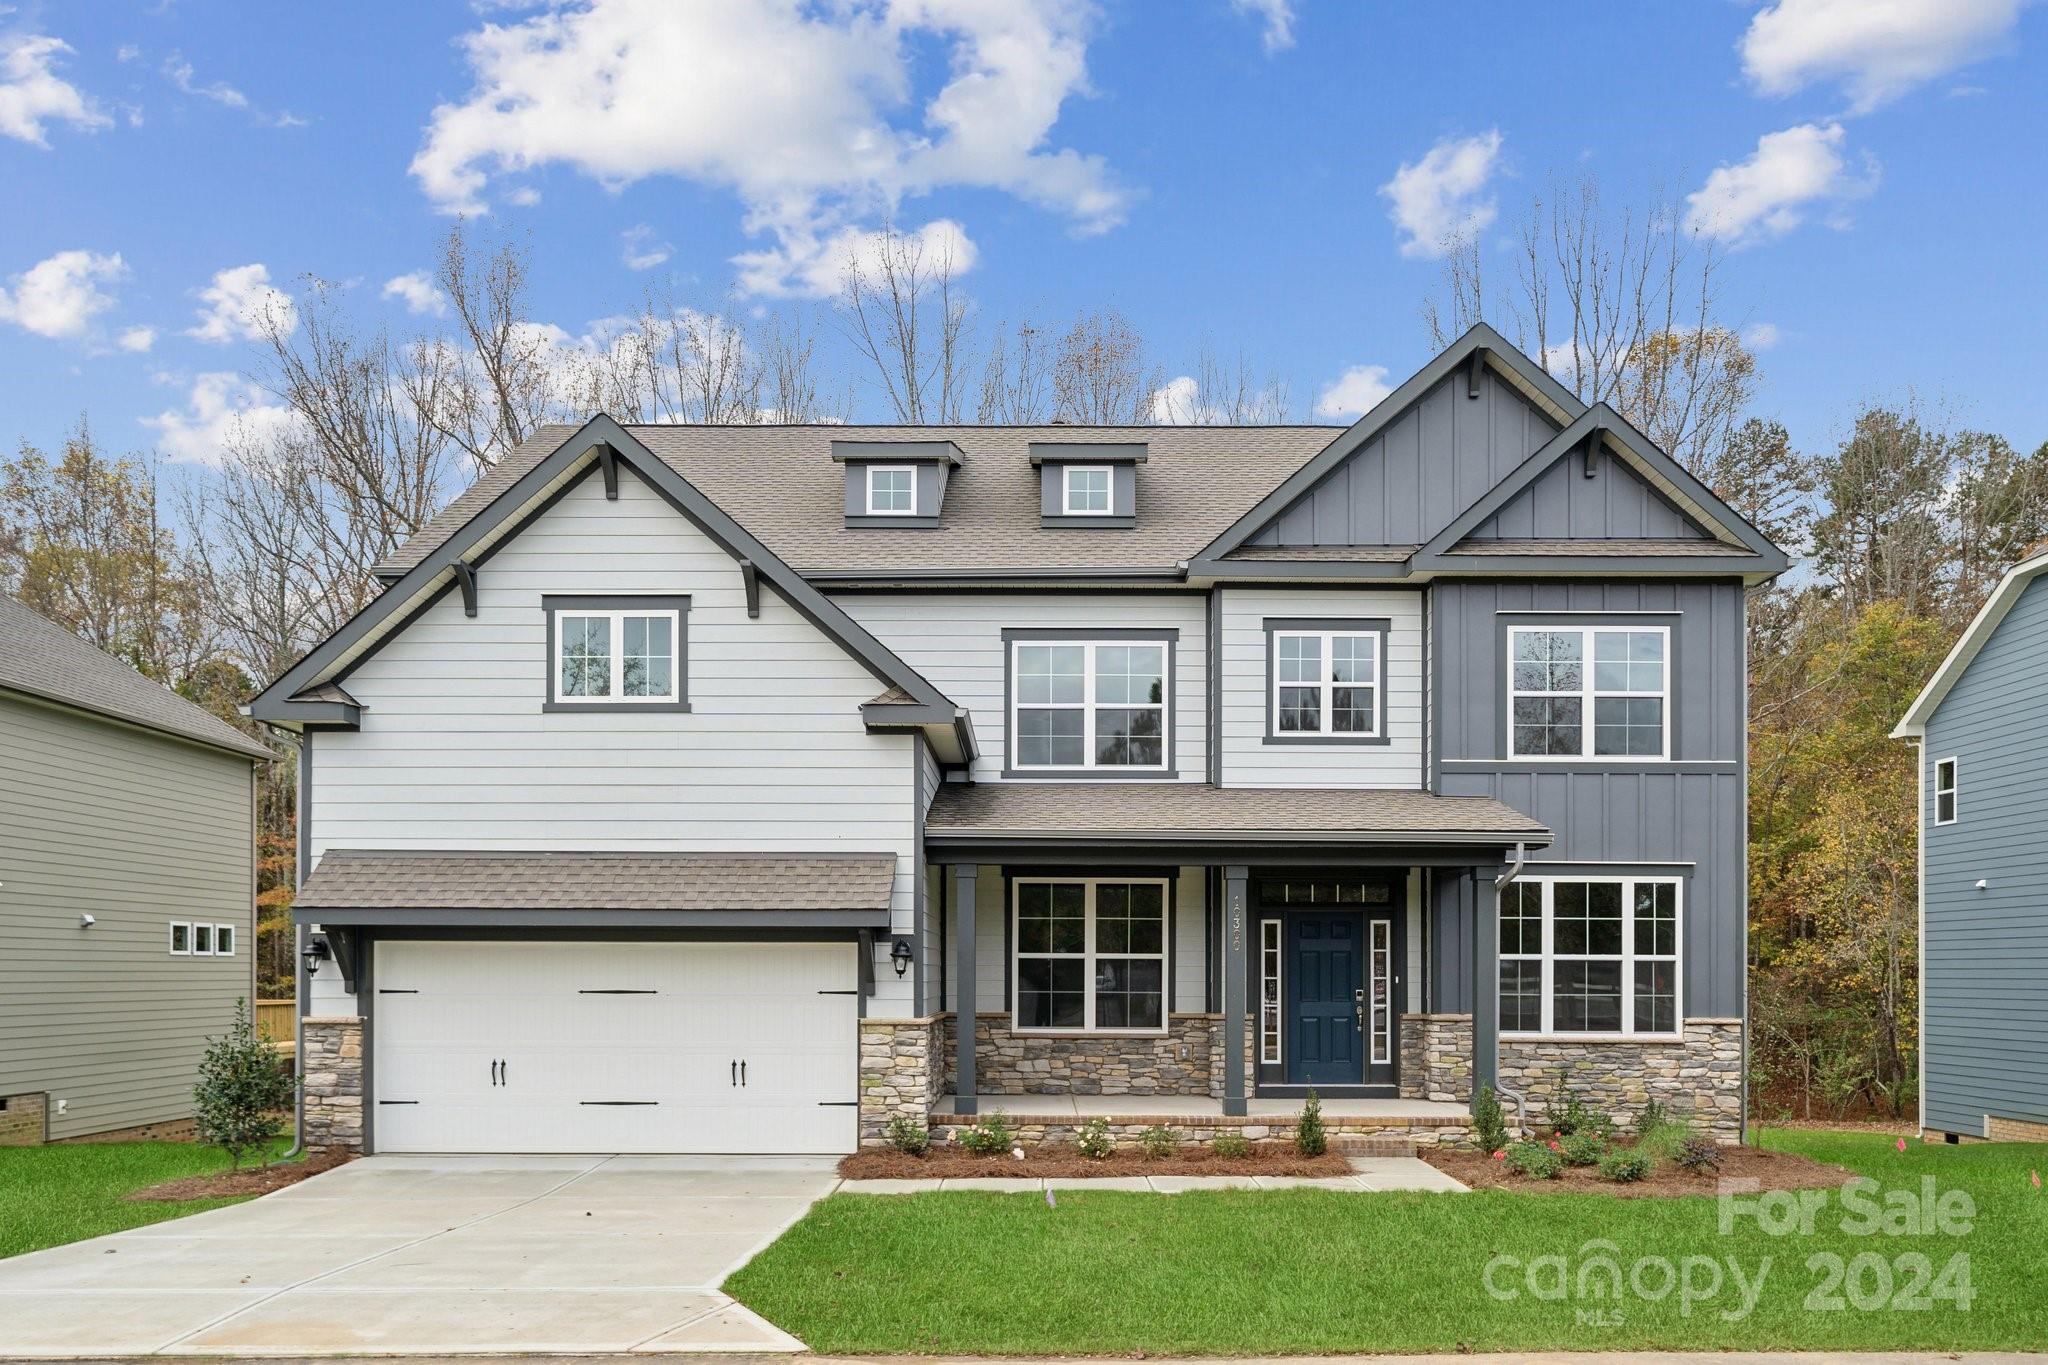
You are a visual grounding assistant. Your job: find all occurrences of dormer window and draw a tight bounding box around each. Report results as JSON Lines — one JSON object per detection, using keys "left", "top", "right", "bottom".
{"left": 1062, "top": 466, "right": 1113, "bottom": 516}
{"left": 866, "top": 466, "right": 916, "bottom": 516}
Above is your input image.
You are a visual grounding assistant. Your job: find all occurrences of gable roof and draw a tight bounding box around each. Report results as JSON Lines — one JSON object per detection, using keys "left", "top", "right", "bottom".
{"left": 249, "top": 416, "right": 971, "bottom": 758}
{"left": 0, "top": 594, "right": 272, "bottom": 760}
{"left": 1894, "top": 545, "right": 2048, "bottom": 738}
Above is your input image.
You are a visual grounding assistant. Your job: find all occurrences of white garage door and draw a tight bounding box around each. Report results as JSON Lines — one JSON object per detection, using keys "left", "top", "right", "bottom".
{"left": 371, "top": 940, "right": 859, "bottom": 1154}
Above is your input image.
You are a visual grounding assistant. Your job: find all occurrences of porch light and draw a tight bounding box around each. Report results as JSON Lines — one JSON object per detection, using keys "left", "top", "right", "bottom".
{"left": 302, "top": 936, "right": 332, "bottom": 978}
{"left": 890, "top": 938, "right": 913, "bottom": 977}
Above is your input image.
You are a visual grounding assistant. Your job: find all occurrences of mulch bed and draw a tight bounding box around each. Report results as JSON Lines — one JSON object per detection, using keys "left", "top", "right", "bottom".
{"left": 1424, "top": 1142, "right": 1855, "bottom": 1198}
{"left": 843, "top": 1143, "right": 1352, "bottom": 1179}
{"left": 126, "top": 1151, "right": 353, "bottom": 1203}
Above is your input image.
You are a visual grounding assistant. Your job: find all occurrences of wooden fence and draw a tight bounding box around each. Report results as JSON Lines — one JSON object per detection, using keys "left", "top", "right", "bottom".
{"left": 256, "top": 999, "right": 296, "bottom": 1055}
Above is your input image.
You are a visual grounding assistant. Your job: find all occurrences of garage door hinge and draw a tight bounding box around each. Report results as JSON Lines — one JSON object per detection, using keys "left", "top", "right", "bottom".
{"left": 579, "top": 1100, "right": 659, "bottom": 1106}
{"left": 578, "top": 988, "right": 658, "bottom": 995}
{"left": 816, "top": 989, "right": 859, "bottom": 995}
{"left": 377, "top": 1100, "right": 419, "bottom": 1106}
{"left": 817, "top": 1101, "right": 859, "bottom": 1107}
{"left": 377, "top": 988, "right": 418, "bottom": 994}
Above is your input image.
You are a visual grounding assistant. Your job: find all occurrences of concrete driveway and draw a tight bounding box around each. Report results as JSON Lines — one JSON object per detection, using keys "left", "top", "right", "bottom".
{"left": 0, "top": 1154, "right": 841, "bottom": 1357}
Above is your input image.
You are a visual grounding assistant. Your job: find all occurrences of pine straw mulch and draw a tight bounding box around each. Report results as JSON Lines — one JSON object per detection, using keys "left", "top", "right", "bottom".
{"left": 1424, "top": 1141, "right": 1856, "bottom": 1198}
{"left": 843, "top": 1142, "right": 1352, "bottom": 1179}
{"left": 126, "top": 1150, "right": 354, "bottom": 1203}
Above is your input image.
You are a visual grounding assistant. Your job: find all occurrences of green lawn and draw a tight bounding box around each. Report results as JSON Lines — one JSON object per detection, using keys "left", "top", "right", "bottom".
{"left": 728, "top": 1129, "right": 2048, "bottom": 1355}
{"left": 0, "top": 1140, "right": 288, "bottom": 1260}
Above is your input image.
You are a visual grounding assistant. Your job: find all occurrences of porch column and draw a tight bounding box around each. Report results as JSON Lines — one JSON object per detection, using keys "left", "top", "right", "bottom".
{"left": 1221, "top": 864, "right": 1249, "bottom": 1117}
{"left": 952, "top": 863, "right": 978, "bottom": 1116}
{"left": 1470, "top": 866, "right": 1500, "bottom": 1109}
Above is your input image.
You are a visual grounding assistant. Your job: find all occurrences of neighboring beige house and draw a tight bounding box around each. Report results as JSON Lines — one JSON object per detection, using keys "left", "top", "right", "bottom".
{"left": 0, "top": 594, "right": 271, "bottom": 1143}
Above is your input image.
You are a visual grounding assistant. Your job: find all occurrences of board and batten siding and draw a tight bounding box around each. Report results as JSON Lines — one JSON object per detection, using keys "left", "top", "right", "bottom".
{"left": 1216, "top": 586, "right": 1424, "bottom": 787}
{"left": 307, "top": 467, "right": 921, "bottom": 1017}
{"left": 1465, "top": 443, "right": 1711, "bottom": 541}
{"left": 839, "top": 592, "right": 1207, "bottom": 783}
{"left": 1920, "top": 573, "right": 2048, "bottom": 1136}
{"left": 1429, "top": 578, "right": 1748, "bottom": 1020}
{"left": 0, "top": 692, "right": 254, "bottom": 1139}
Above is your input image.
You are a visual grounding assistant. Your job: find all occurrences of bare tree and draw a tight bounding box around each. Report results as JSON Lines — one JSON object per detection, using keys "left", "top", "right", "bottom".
{"left": 1052, "top": 311, "right": 1158, "bottom": 424}
{"left": 433, "top": 224, "right": 559, "bottom": 468}
{"left": 837, "top": 223, "right": 972, "bottom": 423}
{"left": 1153, "top": 347, "right": 1294, "bottom": 425}
{"left": 977, "top": 320, "right": 1053, "bottom": 422}
{"left": 760, "top": 311, "right": 837, "bottom": 423}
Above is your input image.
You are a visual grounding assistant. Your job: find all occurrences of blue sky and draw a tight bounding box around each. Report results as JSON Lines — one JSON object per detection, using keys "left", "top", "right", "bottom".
{"left": 0, "top": 0, "right": 2041, "bottom": 478}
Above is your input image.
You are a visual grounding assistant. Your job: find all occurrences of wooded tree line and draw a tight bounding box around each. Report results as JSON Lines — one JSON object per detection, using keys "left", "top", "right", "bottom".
{"left": 3, "top": 185, "right": 2044, "bottom": 1119}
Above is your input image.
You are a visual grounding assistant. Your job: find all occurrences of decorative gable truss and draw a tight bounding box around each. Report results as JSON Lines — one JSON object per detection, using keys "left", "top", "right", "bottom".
{"left": 247, "top": 415, "right": 976, "bottom": 763}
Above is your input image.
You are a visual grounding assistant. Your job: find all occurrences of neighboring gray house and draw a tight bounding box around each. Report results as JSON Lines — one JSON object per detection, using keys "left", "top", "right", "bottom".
{"left": 250, "top": 325, "right": 1785, "bottom": 1156}
{"left": 1894, "top": 545, "right": 2048, "bottom": 1144}
{"left": 0, "top": 595, "right": 271, "bottom": 1144}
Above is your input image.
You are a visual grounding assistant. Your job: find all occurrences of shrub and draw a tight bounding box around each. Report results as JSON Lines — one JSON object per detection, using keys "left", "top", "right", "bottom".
{"left": 1636, "top": 1118, "right": 1693, "bottom": 1162}
{"left": 1634, "top": 1098, "right": 1669, "bottom": 1137}
{"left": 1543, "top": 1069, "right": 1601, "bottom": 1137}
{"left": 1503, "top": 1139, "right": 1562, "bottom": 1180}
{"left": 885, "top": 1115, "right": 930, "bottom": 1156}
{"left": 1139, "top": 1125, "right": 1177, "bottom": 1159}
{"left": 1598, "top": 1149, "right": 1651, "bottom": 1183}
{"left": 1473, "top": 1084, "right": 1510, "bottom": 1155}
{"left": 1294, "top": 1090, "right": 1327, "bottom": 1157}
{"left": 1077, "top": 1117, "right": 1115, "bottom": 1160}
{"left": 194, "top": 998, "right": 294, "bottom": 1170}
{"left": 1210, "top": 1132, "right": 1251, "bottom": 1159}
{"left": 1674, "top": 1135, "right": 1723, "bottom": 1173}
{"left": 957, "top": 1110, "right": 1015, "bottom": 1156}
{"left": 1558, "top": 1133, "right": 1607, "bottom": 1167}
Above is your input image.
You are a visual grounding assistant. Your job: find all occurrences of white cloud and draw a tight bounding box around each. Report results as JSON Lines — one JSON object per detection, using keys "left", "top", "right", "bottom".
{"left": 0, "top": 249, "right": 126, "bottom": 339}
{"left": 141, "top": 372, "right": 297, "bottom": 466}
{"left": 733, "top": 217, "right": 977, "bottom": 300}
{"left": 620, "top": 224, "right": 672, "bottom": 271}
{"left": 381, "top": 270, "right": 448, "bottom": 316}
{"left": 161, "top": 51, "right": 304, "bottom": 128}
{"left": 187, "top": 263, "right": 296, "bottom": 343}
{"left": 504, "top": 185, "right": 542, "bottom": 207}
{"left": 410, "top": 0, "right": 1123, "bottom": 296}
{"left": 1380, "top": 129, "right": 1503, "bottom": 259}
{"left": 117, "top": 324, "right": 156, "bottom": 352}
{"left": 0, "top": 33, "right": 110, "bottom": 146}
{"left": 1231, "top": 0, "right": 1296, "bottom": 53}
{"left": 1313, "top": 363, "right": 1393, "bottom": 420}
{"left": 1743, "top": 322, "right": 1782, "bottom": 351}
{"left": 1149, "top": 375, "right": 1200, "bottom": 425}
{"left": 1741, "top": 0, "right": 2025, "bottom": 113}
{"left": 1684, "top": 122, "right": 1877, "bottom": 246}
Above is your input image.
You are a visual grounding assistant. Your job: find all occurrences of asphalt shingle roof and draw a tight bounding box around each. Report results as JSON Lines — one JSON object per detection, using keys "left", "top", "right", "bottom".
{"left": 0, "top": 594, "right": 273, "bottom": 760}
{"left": 294, "top": 849, "right": 898, "bottom": 912}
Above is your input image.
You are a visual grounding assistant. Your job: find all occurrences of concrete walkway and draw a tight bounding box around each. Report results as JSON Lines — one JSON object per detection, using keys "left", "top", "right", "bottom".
{"left": 0, "top": 1154, "right": 838, "bottom": 1357}
{"left": 841, "top": 1155, "right": 1467, "bottom": 1194}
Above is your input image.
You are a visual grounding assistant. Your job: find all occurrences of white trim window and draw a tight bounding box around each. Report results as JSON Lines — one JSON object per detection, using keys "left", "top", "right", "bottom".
{"left": 168, "top": 921, "right": 191, "bottom": 955}
{"left": 1012, "top": 878, "right": 1168, "bottom": 1033}
{"left": 1010, "top": 639, "right": 1168, "bottom": 770}
{"left": 1061, "top": 465, "right": 1113, "bottom": 516}
{"left": 555, "top": 609, "right": 681, "bottom": 703}
{"left": 1259, "top": 918, "right": 1283, "bottom": 1064}
{"left": 192, "top": 923, "right": 215, "bottom": 956}
{"left": 1273, "top": 629, "right": 1379, "bottom": 736}
{"left": 865, "top": 465, "right": 916, "bottom": 516}
{"left": 1934, "top": 757, "right": 1958, "bottom": 825}
{"left": 1498, "top": 876, "right": 1682, "bottom": 1037}
{"left": 1508, "top": 626, "right": 1669, "bottom": 759}
{"left": 214, "top": 923, "right": 237, "bottom": 957}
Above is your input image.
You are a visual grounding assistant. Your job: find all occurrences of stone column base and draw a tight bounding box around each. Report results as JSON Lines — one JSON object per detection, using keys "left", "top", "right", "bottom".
{"left": 860, "top": 1017, "right": 941, "bottom": 1145}
{"left": 1399, "top": 1014, "right": 1473, "bottom": 1102}
{"left": 302, "top": 1015, "right": 364, "bottom": 1152}
{"left": 1500, "top": 1017, "right": 1744, "bottom": 1142}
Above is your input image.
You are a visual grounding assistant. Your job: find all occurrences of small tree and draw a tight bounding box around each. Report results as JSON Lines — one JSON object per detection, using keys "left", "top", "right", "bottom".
{"left": 1472, "top": 1083, "right": 1510, "bottom": 1155}
{"left": 1294, "top": 1090, "right": 1327, "bottom": 1157}
{"left": 194, "top": 998, "right": 294, "bottom": 1169}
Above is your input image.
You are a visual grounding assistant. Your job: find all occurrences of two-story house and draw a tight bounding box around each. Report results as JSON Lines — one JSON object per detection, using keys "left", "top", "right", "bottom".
{"left": 250, "top": 325, "right": 1785, "bottom": 1155}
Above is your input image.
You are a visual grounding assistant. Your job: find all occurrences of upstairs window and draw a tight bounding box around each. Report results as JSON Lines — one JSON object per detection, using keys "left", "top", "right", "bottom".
{"left": 1509, "top": 626, "right": 1668, "bottom": 759}
{"left": 1268, "top": 625, "right": 1384, "bottom": 740}
{"left": 865, "top": 465, "right": 916, "bottom": 516}
{"left": 1007, "top": 635, "right": 1172, "bottom": 773}
{"left": 1935, "top": 757, "right": 1958, "bottom": 824}
{"left": 1062, "top": 465, "right": 1113, "bottom": 515}
{"left": 545, "top": 596, "right": 689, "bottom": 711}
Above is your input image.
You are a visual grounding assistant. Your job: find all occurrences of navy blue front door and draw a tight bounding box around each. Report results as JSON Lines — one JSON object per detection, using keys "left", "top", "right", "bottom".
{"left": 1286, "top": 913, "right": 1364, "bottom": 1085}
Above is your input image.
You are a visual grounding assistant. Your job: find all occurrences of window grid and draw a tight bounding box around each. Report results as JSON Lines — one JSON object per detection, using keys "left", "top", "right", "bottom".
{"left": 1497, "top": 877, "right": 1682, "bottom": 1037}
{"left": 865, "top": 465, "right": 915, "bottom": 515}
{"left": 1010, "top": 639, "right": 1168, "bottom": 771}
{"left": 1260, "top": 918, "right": 1282, "bottom": 1065}
{"left": 1508, "top": 626, "right": 1670, "bottom": 759}
{"left": 1012, "top": 878, "right": 1169, "bottom": 1034}
{"left": 1062, "top": 465, "right": 1113, "bottom": 515}
{"left": 1272, "top": 629, "right": 1381, "bottom": 738}
{"left": 554, "top": 610, "right": 681, "bottom": 705}
{"left": 1934, "top": 757, "right": 1958, "bottom": 825}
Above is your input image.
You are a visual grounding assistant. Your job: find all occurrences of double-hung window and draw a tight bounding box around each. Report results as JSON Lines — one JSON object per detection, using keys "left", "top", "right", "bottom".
{"left": 1498, "top": 877, "right": 1681, "bottom": 1037}
{"left": 1013, "top": 878, "right": 1168, "bottom": 1032}
{"left": 1934, "top": 757, "right": 1958, "bottom": 824}
{"left": 546, "top": 596, "right": 688, "bottom": 709}
{"left": 865, "top": 465, "right": 916, "bottom": 516}
{"left": 1269, "top": 624, "right": 1382, "bottom": 739}
{"left": 1061, "top": 465, "right": 1113, "bottom": 515}
{"left": 1509, "top": 626, "right": 1669, "bottom": 758}
{"left": 1009, "top": 636, "right": 1170, "bottom": 772}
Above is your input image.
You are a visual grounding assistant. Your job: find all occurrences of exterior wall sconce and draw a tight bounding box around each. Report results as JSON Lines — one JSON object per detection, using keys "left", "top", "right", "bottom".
{"left": 302, "top": 936, "right": 332, "bottom": 977}
{"left": 890, "top": 938, "right": 913, "bottom": 977}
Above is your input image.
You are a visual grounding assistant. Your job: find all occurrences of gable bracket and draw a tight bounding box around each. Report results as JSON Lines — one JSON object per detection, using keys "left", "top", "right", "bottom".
{"left": 739, "top": 558, "right": 761, "bottom": 619}
{"left": 596, "top": 441, "right": 619, "bottom": 500}
{"left": 1466, "top": 348, "right": 1486, "bottom": 399}
{"left": 454, "top": 560, "right": 479, "bottom": 617}
{"left": 1583, "top": 430, "right": 1602, "bottom": 479}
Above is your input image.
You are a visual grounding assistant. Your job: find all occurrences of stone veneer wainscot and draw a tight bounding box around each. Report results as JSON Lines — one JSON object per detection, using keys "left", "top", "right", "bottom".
{"left": 938, "top": 1013, "right": 1224, "bottom": 1097}
{"left": 859, "top": 1018, "right": 942, "bottom": 1144}
{"left": 1499, "top": 1018, "right": 1744, "bottom": 1141}
{"left": 301, "top": 1015, "right": 364, "bottom": 1152}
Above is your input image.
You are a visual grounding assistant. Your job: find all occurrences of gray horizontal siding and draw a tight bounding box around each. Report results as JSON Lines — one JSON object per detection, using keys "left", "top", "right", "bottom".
{"left": 0, "top": 693, "right": 253, "bottom": 1139}
{"left": 1921, "top": 573, "right": 2048, "bottom": 1134}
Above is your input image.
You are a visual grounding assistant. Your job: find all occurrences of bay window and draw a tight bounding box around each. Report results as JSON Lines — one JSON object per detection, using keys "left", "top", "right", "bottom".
{"left": 1498, "top": 876, "right": 1682, "bottom": 1037}
{"left": 1509, "top": 626, "right": 1669, "bottom": 759}
{"left": 1013, "top": 878, "right": 1168, "bottom": 1033}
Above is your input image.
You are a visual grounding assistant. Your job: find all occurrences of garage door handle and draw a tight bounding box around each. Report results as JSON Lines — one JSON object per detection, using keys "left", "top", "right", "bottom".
{"left": 730, "top": 1059, "right": 737, "bottom": 1087}
{"left": 740, "top": 1060, "right": 747, "bottom": 1087}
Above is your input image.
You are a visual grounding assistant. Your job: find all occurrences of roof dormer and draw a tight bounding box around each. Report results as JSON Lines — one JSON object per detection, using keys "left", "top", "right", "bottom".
{"left": 832, "top": 440, "right": 963, "bottom": 528}
{"left": 1030, "top": 442, "right": 1147, "bottom": 528}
